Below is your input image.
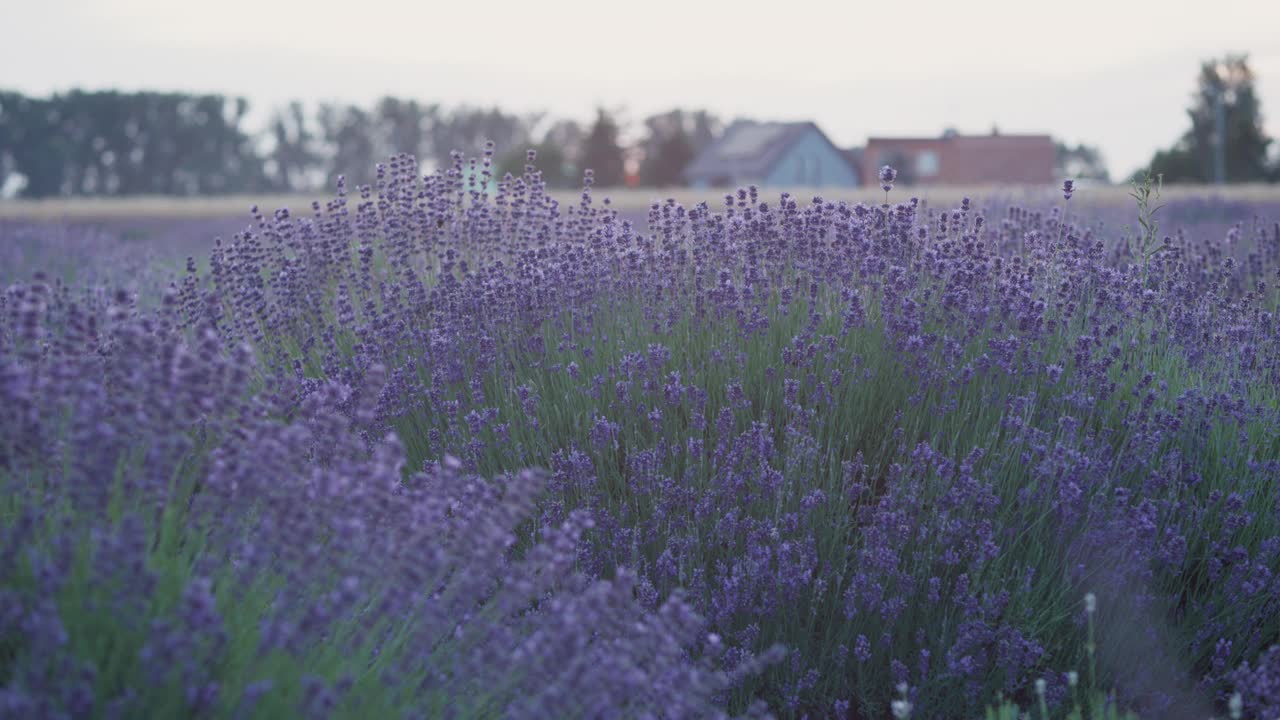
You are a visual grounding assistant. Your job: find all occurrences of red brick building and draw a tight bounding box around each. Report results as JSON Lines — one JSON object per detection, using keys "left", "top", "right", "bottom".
{"left": 862, "top": 130, "right": 1056, "bottom": 186}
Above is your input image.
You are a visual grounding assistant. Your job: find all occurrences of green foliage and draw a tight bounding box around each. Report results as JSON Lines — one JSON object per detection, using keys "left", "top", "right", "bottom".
{"left": 1141, "top": 146, "right": 1200, "bottom": 185}
{"left": 1055, "top": 142, "right": 1110, "bottom": 182}
{"left": 1144, "top": 54, "right": 1275, "bottom": 183}
{"left": 496, "top": 143, "right": 578, "bottom": 189}
{"left": 1127, "top": 171, "right": 1169, "bottom": 280}
{"left": 0, "top": 90, "right": 731, "bottom": 197}
{"left": 318, "top": 102, "right": 378, "bottom": 187}
{"left": 0, "top": 91, "right": 546, "bottom": 197}
{"left": 640, "top": 129, "right": 694, "bottom": 187}
{"left": 637, "top": 109, "right": 721, "bottom": 187}
{"left": 0, "top": 89, "right": 268, "bottom": 197}
{"left": 268, "top": 101, "right": 324, "bottom": 192}
{"left": 580, "top": 107, "right": 626, "bottom": 187}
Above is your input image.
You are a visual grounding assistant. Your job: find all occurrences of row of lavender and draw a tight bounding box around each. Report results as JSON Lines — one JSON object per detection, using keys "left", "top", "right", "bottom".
{"left": 4, "top": 148, "right": 1280, "bottom": 718}
{"left": 0, "top": 214, "right": 778, "bottom": 713}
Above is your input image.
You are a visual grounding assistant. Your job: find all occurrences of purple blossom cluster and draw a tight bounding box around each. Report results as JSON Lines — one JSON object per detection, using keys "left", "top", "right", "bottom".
{"left": 1230, "top": 645, "right": 1280, "bottom": 718}
{"left": 4, "top": 149, "right": 1280, "bottom": 718}
{"left": 0, "top": 264, "right": 775, "bottom": 716}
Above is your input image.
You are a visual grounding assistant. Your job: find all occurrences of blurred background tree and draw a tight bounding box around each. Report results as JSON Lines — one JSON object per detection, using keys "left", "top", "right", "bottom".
{"left": 637, "top": 109, "right": 723, "bottom": 187}
{"left": 495, "top": 143, "right": 577, "bottom": 189}
{"left": 375, "top": 97, "right": 435, "bottom": 163}
{"left": 428, "top": 106, "right": 539, "bottom": 171}
{"left": 1055, "top": 142, "right": 1110, "bottom": 182}
{"left": 1144, "top": 54, "right": 1274, "bottom": 183}
{"left": 580, "top": 108, "right": 626, "bottom": 187}
{"left": 541, "top": 119, "right": 585, "bottom": 168}
{"left": 0, "top": 90, "right": 267, "bottom": 197}
{"left": 318, "top": 102, "right": 377, "bottom": 188}
{"left": 267, "top": 101, "right": 323, "bottom": 192}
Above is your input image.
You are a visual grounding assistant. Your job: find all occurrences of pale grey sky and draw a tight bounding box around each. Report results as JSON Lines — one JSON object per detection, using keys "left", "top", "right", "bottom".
{"left": 6, "top": 0, "right": 1280, "bottom": 178}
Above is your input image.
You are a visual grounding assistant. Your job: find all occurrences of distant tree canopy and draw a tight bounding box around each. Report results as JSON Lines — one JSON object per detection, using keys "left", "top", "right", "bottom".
{"left": 580, "top": 108, "right": 626, "bottom": 188}
{"left": 1055, "top": 142, "right": 1109, "bottom": 182}
{"left": 0, "top": 91, "right": 552, "bottom": 198}
{"left": 1143, "top": 55, "right": 1275, "bottom": 184}
{"left": 637, "top": 109, "right": 723, "bottom": 188}
{"left": 317, "top": 103, "right": 377, "bottom": 188}
{"left": 0, "top": 90, "right": 266, "bottom": 197}
{"left": 273, "top": 101, "right": 543, "bottom": 191}
{"left": 268, "top": 101, "right": 323, "bottom": 192}
{"left": 495, "top": 144, "right": 578, "bottom": 189}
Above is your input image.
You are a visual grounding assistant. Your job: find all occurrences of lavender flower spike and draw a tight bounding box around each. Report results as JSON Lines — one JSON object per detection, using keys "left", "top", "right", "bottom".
{"left": 879, "top": 165, "right": 898, "bottom": 193}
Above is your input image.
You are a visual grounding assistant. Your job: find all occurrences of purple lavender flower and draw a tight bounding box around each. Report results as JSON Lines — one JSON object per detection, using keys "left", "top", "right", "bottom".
{"left": 879, "top": 164, "right": 898, "bottom": 192}
{"left": 7, "top": 145, "right": 1280, "bottom": 719}
{"left": 1231, "top": 645, "right": 1280, "bottom": 718}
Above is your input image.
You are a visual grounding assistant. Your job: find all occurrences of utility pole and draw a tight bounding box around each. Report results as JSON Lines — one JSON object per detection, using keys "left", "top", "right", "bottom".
{"left": 1214, "top": 86, "right": 1227, "bottom": 185}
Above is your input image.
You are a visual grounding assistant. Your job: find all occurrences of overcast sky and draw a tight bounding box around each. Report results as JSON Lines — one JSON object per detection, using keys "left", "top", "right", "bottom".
{"left": 6, "top": 0, "right": 1280, "bottom": 179}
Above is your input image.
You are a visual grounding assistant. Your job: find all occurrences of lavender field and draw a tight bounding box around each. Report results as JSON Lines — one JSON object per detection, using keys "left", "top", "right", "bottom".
{"left": 3, "top": 149, "right": 1280, "bottom": 719}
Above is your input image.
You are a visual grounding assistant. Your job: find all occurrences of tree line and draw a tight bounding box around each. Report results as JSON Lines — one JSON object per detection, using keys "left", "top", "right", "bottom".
{"left": 7, "top": 55, "right": 1271, "bottom": 200}
{"left": 0, "top": 90, "right": 725, "bottom": 198}
{"left": 0, "top": 91, "right": 265, "bottom": 197}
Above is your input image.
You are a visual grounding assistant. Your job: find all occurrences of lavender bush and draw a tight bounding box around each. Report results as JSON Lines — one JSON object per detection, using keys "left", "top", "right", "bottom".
{"left": 3, "top": 147, "right": 1280, "bottom": 718}
{"left": 1, "top": 254, "right": 775, "bottom": 717}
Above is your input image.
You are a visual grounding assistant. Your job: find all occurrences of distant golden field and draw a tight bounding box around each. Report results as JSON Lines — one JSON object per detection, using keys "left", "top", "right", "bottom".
{"left": 3, "top": 183, "right": 1280, "bottom": 221}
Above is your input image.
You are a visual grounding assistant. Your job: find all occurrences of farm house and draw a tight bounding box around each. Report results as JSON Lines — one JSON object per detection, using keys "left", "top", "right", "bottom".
{"left": 683, "top": 120, "right": 860, "bottom": 189}
{"left": 862, "top": 129, "right": 1057, "bottom": 186}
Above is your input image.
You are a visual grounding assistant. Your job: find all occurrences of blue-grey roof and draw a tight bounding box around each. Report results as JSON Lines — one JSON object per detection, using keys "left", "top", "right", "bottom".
{"left": 685, "top": 121, "right": 846, "bottom": 182}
